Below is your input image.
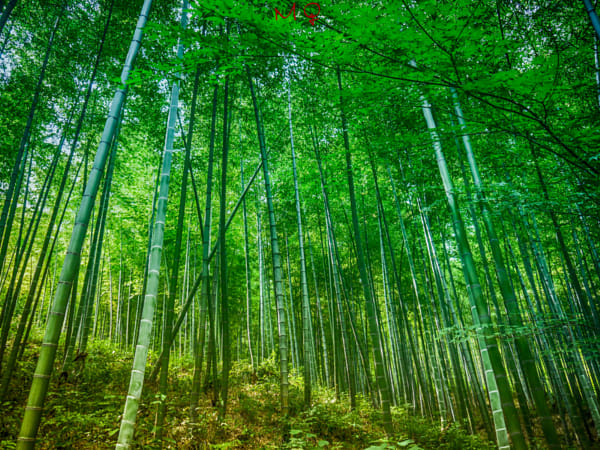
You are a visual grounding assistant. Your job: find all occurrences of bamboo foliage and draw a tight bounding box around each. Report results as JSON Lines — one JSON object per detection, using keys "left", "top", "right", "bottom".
{"left": 2, "top": 2, "right": 600, "bottom": 449}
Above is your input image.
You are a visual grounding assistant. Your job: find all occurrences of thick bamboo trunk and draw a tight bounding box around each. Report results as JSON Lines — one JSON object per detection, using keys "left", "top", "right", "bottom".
{"left": 17, "top": 1, "right": 153, "bottom": 446}
{"left": 154, "top": 3, "right": 189, "bottom": 443}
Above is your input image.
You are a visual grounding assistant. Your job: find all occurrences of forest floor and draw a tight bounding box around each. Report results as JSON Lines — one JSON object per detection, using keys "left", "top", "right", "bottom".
{"left": 1, "top": 337, "right": 495, "bottom": 449}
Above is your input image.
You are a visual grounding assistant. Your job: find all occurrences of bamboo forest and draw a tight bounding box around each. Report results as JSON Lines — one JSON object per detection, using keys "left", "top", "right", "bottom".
{"left": 1, "top": 0, "right": 600, "bottom": 448}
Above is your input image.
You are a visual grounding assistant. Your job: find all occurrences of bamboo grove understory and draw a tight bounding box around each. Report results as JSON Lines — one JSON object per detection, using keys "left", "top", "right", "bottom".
{"left": 1, "top": 0, "right": 600, "bottom": 448}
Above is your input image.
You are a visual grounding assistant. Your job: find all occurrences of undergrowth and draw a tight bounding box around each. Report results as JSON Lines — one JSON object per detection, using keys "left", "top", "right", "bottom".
{"left": 1, "top": 337, "right": 494, "bottom": 449}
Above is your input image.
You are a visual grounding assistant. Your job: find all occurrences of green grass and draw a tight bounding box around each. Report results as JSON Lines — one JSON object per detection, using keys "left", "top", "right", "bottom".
{"left": 1, "top": 338, "right": 494, "bottom": 449}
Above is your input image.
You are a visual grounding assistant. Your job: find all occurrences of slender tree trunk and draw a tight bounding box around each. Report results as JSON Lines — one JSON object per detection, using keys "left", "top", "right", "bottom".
{"left": 21, "top": 163, "right": 81, "bottom": 361}
{"left": 56, "top": 2, "right": 114, "bottom": 371}
{"left": 0, "top": 108, "right": 82, "bottom": 397}
{"left": 305, "top": 211, "right": 330, "bottom": 387}
{"left": 190, "top": 80, "right": 219, "bottom": 426}
{"left": 257, "top": 193, "right": 265, "bottom": 363}
{"left": 312, "top": 127, "right": 360, "bottom": 407}
{"left": 219, "top": 73, "right": 231, "bottom": 416}
{"left": 0, "top": 2, "right": 64, "bottom": 284}
{"left": 147, "top": 64, "right": 204, "bottom": 383}
{"left": 153, "top": 2, "right": 189, "bottom": 444}
{"left": 337, "top": 68, "right": 392, "bottom": 434}
{"left": 284, "top": 233, "right": 299, "bottom": 370}
{"left": 287, "top": 72, "right": 313, "bottom": 405}
{"left": 420, "top": 97, "right": 525, "bottom": 450}
{"left": 79, "top": 120, "right": 119, "bottom": 356}
{"left": 453, "top": 93, "right": 560, "bottom": 448}
{"left": 241, "top": 156, "right": 254, "bottom": 371}
{"left": 246, "top": 66, "right": 289, "bottom": 416}
{"left": 117, "top": 57, "right": 178, "bottom": 450}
